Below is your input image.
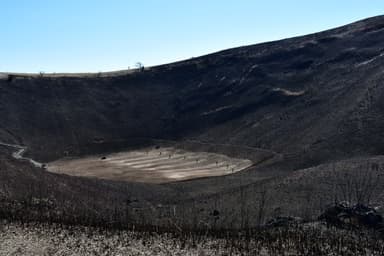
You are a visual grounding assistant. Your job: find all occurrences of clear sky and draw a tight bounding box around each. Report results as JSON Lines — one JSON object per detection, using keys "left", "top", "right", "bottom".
{"left": 1, "top": 0, "right": 383, "bottom": 73}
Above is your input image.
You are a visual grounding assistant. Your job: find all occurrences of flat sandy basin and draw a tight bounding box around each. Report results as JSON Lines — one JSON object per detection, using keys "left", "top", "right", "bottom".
{"left": 47, "top": 147, "right": 253, "bottom": 183}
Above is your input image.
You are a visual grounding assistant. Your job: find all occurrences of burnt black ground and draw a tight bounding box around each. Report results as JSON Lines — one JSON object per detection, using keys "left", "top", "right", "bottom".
{"left": 1, "top": 16, "right": 384, "bottom": 229}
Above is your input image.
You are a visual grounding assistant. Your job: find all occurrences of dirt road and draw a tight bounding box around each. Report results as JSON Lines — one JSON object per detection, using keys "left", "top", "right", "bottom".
{"left": 0, "top": 141, "right": 43, "bottom": 168}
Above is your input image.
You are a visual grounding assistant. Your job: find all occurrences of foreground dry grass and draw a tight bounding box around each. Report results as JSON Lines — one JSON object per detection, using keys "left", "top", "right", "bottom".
{"left": 1, "top": 221, "right": 384, "bottom": 255}
{"left": 0, "top": 222, "right": 228, "bottom": 256}
{"left": 47, "top": 147, "right": 252, "bottom": 183}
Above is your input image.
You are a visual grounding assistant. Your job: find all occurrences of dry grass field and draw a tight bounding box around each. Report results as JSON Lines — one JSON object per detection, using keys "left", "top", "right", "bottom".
{"left": 46, "top": 147, "right": 253, "bottom": 183}
{"left": 2, "top": 221, "right": 384, "bottom": 256}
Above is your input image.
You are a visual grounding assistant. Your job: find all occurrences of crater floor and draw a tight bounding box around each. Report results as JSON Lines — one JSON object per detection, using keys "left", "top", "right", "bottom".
{"left": 46, "top": 147, "right": 253, "bottom": 183}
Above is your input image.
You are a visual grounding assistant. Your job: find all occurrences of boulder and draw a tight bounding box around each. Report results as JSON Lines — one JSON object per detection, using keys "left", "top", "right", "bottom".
{"left": 318, "top": 203, "right": 383, "bottom": 230}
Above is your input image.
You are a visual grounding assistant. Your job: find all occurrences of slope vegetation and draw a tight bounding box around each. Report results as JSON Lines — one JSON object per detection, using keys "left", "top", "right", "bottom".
{"left": 1, "top": 16, "right": 384, "bottom": 228}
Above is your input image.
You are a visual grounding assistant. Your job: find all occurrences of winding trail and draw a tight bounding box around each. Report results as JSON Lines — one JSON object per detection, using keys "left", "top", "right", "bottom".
{"left": 0, "top": 141, "right": 43, "bottom": 168}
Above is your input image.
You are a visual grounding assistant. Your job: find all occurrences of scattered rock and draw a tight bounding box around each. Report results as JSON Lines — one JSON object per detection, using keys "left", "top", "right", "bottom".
{"left": 318, "top": 202, "right": 383, "bottom": 231}
{"left": 266, "top": 216, "right": 303, "bottom": 227}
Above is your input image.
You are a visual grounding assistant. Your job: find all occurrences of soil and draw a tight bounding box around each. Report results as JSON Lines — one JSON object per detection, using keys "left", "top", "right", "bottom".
{"left": 47, "top": 147, "right": 252, "bottom": 183}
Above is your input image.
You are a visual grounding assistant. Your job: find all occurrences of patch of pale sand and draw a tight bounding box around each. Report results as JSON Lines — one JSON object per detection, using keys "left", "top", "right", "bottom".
{"left": 108, "top": 156, "right": 183, "bottom": 168}
{"left": 119, "top": 160, "right": 240, "bottom": 174}
{"left": 47, "top": 147, "right": 253, "bottom": 183}
{"left": 164, "top": 168, "right": 234, "bottom": 180}
{"left": 111, "top": 151, "right": 241, "bottom": 170}
{"left": 272, "top": 88, "right": 305, "bottom": 96}
{"left": 109, "top": 154, "right": 186, "bottom": 165}
{"left": 100, "top": 147, "right": 172, "bottom": 161}
{"left": 132, "top": 160, "right": 228, "bottom": 171}
{"left": 142, "top": 162, "right": 232, "bottom": 171}
{"left": 122, "top": 156, "right": 209, "bottom": 169}
{"left": 166, "top": 173, "right": 189, "bottom": 179}
{"left": 105, "top": 148, "right": 181, "bottom": 164}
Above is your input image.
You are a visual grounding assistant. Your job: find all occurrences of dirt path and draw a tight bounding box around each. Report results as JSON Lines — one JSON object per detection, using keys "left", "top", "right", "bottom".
{"left": 0, "top": 141, "right": 43, "bottom": 168}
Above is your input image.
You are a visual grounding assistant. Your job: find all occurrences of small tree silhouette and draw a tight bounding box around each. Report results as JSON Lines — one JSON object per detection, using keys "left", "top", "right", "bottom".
{"left": 135, "top": 62, "right": 144, "bottom": 72}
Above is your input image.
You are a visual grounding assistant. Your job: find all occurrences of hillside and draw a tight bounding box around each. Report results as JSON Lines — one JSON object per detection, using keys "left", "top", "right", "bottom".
{"left": 2, "top": 17, "right": 384, "bottom": 168}
{"left": 1, "top": 16, "right": 384, "bottom": 229}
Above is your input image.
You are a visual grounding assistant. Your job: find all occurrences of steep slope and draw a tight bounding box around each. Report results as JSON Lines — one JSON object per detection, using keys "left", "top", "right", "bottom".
{"left": 1, "top": 16, "right": 384, "bottom": 167}
{"left": 2, "top": 15, "right": 384, "bottom": 229}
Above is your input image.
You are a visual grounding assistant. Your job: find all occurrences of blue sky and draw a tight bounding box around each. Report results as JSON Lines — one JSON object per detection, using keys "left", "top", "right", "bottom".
{"left": 1, "top": 0, "right": 383, "bottom": 73}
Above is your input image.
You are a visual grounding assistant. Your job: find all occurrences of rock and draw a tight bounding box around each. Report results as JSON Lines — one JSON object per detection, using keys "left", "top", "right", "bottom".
{"left": 266, "top": 216, "right": 302, "bottom": 227}
{"left": 318, "top": 203, "right": 383, "bottom": 230}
